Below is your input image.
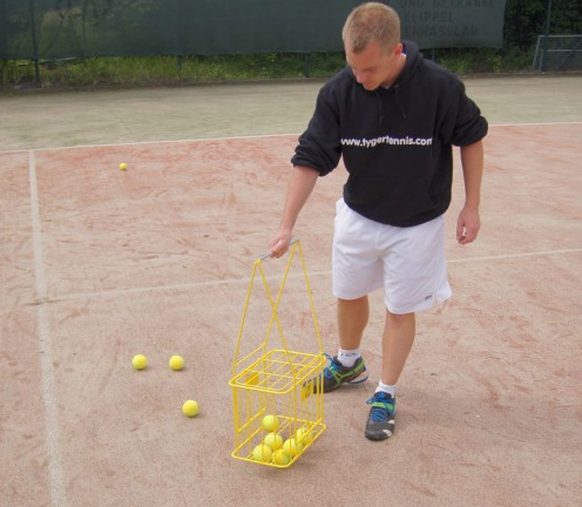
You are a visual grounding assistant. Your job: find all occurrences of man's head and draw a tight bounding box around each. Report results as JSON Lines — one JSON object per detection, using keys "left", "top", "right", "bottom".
{"left": 342, "top": 3, "right": 404, "bottom": 90}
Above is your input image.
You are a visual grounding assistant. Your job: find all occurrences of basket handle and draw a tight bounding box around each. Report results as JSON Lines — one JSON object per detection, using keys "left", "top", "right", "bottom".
{"left": 258, "top": 238, "right": 299, "bottom": 261}
{"left": 231, "top": 240, "right": 323, "bottom": 378}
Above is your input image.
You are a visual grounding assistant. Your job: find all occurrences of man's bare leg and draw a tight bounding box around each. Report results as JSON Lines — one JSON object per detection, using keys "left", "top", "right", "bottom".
{"left": 337, "top": 296, "right": 369, "bottom": 349}
{"left": 381, "top": 311, "right": 416, "bottom": 386}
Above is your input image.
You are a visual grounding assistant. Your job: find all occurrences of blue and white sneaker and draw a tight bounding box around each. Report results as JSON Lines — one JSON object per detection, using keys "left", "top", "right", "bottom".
{"left": 365, "top": 391, "right": 396, "bottom": 441}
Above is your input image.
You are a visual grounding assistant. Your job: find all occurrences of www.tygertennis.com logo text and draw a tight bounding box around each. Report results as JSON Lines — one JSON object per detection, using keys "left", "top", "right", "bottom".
{"left": 341, "top": 135, "right": 433, "bottom": 148}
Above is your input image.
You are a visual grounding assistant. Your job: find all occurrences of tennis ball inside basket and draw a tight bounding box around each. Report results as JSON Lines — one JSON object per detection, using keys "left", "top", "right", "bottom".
{"left": 263, "top": 432, "right": 283, "bottom": 450}
{"left": 295, "top": 427, "right": 314, "bottom": 445}
{"left": 262, "top": 414, "right": 279, "bottom": 432}
{"left": 273, "top": 449, "right": 291, "bottom": 465}
{"left": 252, "top": 444, "right": 273, "bottom": 462}
{"left": 282, "top": 438, "right": 303, "bottom": 457}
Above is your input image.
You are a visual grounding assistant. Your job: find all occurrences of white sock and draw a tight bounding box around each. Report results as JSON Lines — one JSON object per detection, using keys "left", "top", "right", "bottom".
{"left": 337, "top": 348, "right": 361, "bottom": 368}
{"left": 375, "top": 381, "right": 397, "bottom": 398}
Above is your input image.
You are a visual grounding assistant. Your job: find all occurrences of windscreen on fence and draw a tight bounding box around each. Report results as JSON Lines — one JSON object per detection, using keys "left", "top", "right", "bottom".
{"left": 0, "top": 0, "right": 507, "bottom": 61}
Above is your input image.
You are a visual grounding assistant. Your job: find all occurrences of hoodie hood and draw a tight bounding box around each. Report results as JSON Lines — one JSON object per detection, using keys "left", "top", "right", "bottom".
{"left": 345, "top": 41, "right": 422, "bottom": 91}
{"left": 346, "top": 41, "right": 422, "bottom": 121}
{"left": 391, "top": 40, "right": 422, "bottom": 89}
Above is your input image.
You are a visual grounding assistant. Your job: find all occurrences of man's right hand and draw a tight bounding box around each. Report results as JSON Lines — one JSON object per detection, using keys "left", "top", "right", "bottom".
{"left": 268, "top": 229, "right": 292, "bottom": 258}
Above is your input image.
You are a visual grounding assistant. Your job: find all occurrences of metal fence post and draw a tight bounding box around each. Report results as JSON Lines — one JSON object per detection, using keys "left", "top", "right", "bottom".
{"left": 540, "top": 0, "right": 553, "bottom": 72}
{"left": 28, "top": 0, "right": 41, "bottom": 86}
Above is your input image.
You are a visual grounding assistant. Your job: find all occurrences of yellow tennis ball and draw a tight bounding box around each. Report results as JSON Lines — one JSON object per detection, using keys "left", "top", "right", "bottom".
{"left": 182, "top": 400, "right": 199, "bottom": 417}
{"left": 119, "top": 162, "right": 127, "bottom": 171}
{"left": 263, "top": 432, "right": 283, "bottom": 450}
{"left": 262, "top": 414, "right": 279, "bottom": 432}
{"left": 131, "top": 354, "right": 147, "bottom": 370}
{"left": 295, "top": 427, "right": 314, "bottom": 445}
{"left": 272, "top": 449, "right": 291, "bottom": 465}
{"left": 169, "top": 355, "right": 184, "bottom": 371}
{"left": 282, "top": 438, "right": 303, "bottom": 457}
{"left": 252, "top": 444, "right": 272, "bottom": 462}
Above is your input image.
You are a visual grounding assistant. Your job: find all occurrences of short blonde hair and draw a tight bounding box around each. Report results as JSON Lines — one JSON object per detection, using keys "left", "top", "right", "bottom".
{"left": 342, "top": 2, "right": 401, "bottom": 53}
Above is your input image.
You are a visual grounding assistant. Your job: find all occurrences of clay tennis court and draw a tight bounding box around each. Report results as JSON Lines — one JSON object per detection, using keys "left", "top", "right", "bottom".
{"left": 1, "top": 75, "right": 581, "bottom": 507}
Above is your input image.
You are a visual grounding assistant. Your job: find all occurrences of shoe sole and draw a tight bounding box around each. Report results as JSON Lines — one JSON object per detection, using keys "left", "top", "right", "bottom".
{"left": 365, "top": 428, "right": 393, "bottom": 441}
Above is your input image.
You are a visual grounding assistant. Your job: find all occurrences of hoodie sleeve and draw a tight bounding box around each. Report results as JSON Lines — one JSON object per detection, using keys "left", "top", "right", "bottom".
{"left": 446, "top": 79, "right": 488, "bottom": 147}
{"left": 291, "top": 85, "right": 342, "bottom": 176}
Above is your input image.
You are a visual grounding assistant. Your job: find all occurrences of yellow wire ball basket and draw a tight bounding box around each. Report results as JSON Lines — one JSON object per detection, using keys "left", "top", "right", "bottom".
{"left": 229, "top": 241, "right": 326, "bottom": 468}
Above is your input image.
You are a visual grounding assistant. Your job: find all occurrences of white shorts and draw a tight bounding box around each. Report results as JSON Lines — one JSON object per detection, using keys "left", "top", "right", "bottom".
{"left": 332, "top": 199, "right": 452, "bottom": 314}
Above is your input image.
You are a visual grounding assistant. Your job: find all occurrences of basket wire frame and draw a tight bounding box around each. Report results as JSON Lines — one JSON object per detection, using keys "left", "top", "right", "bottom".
{"left": 229, "top": 241, "right": 326, "bottom": 467}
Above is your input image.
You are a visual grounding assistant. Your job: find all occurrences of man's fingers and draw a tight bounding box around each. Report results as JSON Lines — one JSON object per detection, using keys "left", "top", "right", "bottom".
{"left": 270, "top": 238, "right": 287, "bottom": 257}
{"left": 457, "top": 226, "right": 478, "bottom": 244}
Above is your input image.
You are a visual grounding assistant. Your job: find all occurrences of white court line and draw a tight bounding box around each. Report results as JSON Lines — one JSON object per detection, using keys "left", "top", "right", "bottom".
{"left": 488, "top": 121, "right": 582, "bottom": 128}
{"left": 1, "top": 121, "right": 582, "bottom": 156}
{"left": 47, "top": 247, "right": 582, "bottom": 303}
{"left": 447, "top": 247, "right": 582, "bottom": 264}
{"left": 0, "top": 132, "right": 299, "bottom": 156}
{"left": 29, "top": 150, "right": 67, "bottom": 507}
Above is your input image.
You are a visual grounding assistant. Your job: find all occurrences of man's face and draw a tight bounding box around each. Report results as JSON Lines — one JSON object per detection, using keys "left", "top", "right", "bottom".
{"left": 345, "top": 40, "right": 403, "bottom": 91}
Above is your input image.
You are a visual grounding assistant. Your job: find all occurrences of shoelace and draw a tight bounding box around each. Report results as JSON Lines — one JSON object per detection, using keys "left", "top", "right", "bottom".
{"left": 367, "top": 395, "right": 395, "bottom": 421}
{"left": 369, "top": 405, "right": 391, "bottom": 422}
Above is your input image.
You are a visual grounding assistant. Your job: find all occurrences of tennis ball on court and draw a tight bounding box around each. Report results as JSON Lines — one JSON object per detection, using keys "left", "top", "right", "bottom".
{"left": 252, "top": 444, "right": 272, "bottom": 462}
{"left": 295, "top": 427, "right": 314, "bottom": 445}
{"left": 131, "top": 354, "right": 147, "bottom": 370}
{"left": 282, "top": 437, "right": 303, "bottom": 457}
{"left": 119, "top": 162, "right": 127, "bottom": 171}
{"left": 262, "top": 414, "right": 279, "bottom": 432}
{"left": 169, "top": 355, "right": 184, "bottom": 371}
{"left": 263, "top": 432, "right": 283, "bottom": 450}
{"left": 272, "top": 449, "right": 291, "bottom": 466}
{"left": 182, "top": 400, "right": 199, "bottom": 417}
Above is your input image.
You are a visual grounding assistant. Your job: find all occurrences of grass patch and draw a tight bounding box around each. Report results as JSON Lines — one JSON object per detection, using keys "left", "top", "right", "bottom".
{"left": 430, "top": 47, "right": 534, "bottom": 75}
{"left": 1, "top": 49, "right": 535, "bottom": 90}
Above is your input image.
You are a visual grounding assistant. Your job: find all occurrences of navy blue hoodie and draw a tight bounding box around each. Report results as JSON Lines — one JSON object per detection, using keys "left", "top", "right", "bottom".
{"left": 291, "top": 41, "right": 488, "bottom": 227}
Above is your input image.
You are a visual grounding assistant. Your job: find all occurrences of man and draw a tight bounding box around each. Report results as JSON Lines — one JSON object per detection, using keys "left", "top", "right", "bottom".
{"left": 269, "top": 2, "right": 487, "bottom": 441}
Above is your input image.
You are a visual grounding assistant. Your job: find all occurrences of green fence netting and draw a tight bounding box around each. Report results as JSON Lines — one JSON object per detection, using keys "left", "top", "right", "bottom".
{"left": 0, "top": 0, "right": 507, "bottom": 61}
